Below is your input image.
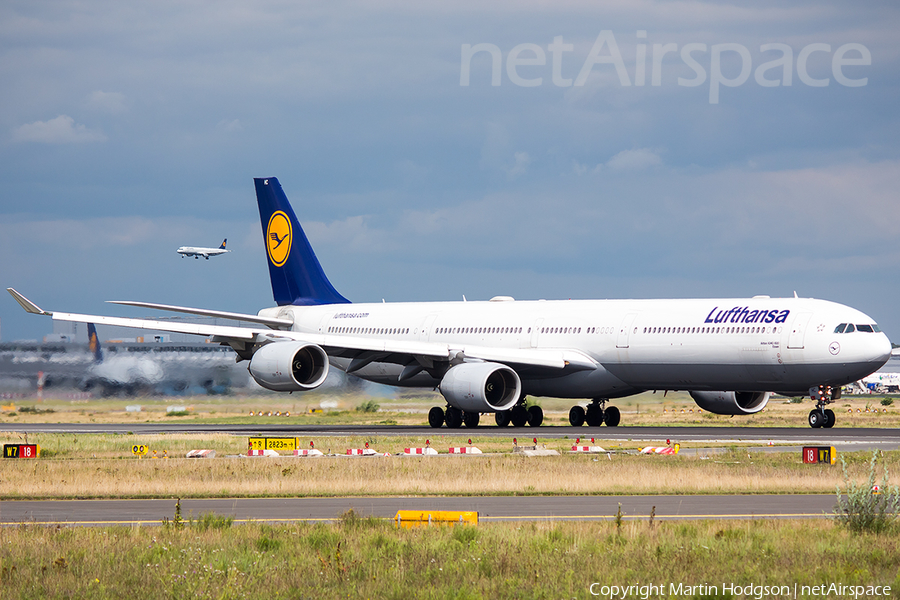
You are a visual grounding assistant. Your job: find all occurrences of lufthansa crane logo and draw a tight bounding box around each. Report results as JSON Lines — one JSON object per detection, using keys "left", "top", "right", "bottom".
{"left": 266, "top": 211, "right": 292, "bottom": 267}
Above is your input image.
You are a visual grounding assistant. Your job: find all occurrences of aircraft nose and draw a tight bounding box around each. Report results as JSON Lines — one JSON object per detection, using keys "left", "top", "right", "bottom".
{"left": 864, "top": 333, "right": 893, "bottom": 369}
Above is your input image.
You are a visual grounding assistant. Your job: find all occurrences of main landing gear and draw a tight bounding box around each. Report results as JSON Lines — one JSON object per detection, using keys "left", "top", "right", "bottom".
{"left": 568, "top": 398, "right": 620, "bottom": 427}
{"left": 426, "top": 405, "right": 486, "bottom": 429}
{"left": 808, "top": 385, "right": 837, "bottom": 428}
{"left": 429, "top": 406, "right": 475, "bottom": 429}
{"left": 427, "top": 397, "right": 544, "bottom": 429}
{"left": 493, "top": 398, "right": 543, "bottom": 428}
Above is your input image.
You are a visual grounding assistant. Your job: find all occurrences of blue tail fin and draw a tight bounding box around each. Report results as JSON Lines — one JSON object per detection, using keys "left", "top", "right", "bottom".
{"left": 219, "top": 239, "right": 227, "bottom": 249}
{"left": 87, "top": 323, "right": 102, "bottom": 363}
{"left": 254, "top": 177, "right": 351, "bottom": 306}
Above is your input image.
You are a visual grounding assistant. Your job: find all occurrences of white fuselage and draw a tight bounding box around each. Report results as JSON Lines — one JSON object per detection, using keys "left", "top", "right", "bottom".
{"left": 259, "top": 296, "right": 892, "bottom": 399}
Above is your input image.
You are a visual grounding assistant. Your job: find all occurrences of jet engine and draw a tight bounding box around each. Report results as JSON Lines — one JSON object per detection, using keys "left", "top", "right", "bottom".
{"left": 248, "top": 341, "right": 329, "bottom": 392}
{"left": 689, "top": 391, "right": 770, "bottom": 415}
{"left": 439, "top": 362, "right": 521, "bottom": 413}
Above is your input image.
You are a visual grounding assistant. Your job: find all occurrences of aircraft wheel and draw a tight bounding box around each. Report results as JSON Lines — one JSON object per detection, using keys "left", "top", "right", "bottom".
{"left": 463, "top": 411, "right": 480, "bottom": 428}
{"left": 428, "top": 407, "right": 445, "bottom": 428}
{"left": 585, "top": 404, "right": 604, "bottom": 427}
{"left": 808, "top": 409, "right": 823, "bottom": 428}
{"left": 445, "top": 407, "right": 463, "bottom": 429}
{"left": 527, "top": 405, "right": 543, "bottom": 427}
{"left": 495, "top": 410, "right": 511, "bottom": 427}
{"left": 823, "top": 409, "right": 836, "bottom": 428}
{"left": 510, "top": 405, "right": 528, "bottom": 427}
{"left": 568, "top": 406, "right": 585, "bottom": 427}
{"left": 604, "top": 406, "right": 621, "bottom": 427}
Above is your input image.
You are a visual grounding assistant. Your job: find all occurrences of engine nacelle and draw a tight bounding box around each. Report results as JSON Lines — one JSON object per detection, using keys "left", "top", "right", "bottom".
{"left": 248, "top": 342, "right": 329, "bottom": 392}
{"left": 439, "top": 362, "right": 521, "bottom": 413}
{"left": 689, "top": 391, "right": 770, "bottom": 415}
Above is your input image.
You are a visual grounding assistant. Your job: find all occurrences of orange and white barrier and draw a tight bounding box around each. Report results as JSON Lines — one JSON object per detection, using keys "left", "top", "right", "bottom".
{"left": 248, "top": 449, "right": 279, "bottom": 457}
{"left": 571, "top": 445, "right": 605, "bottom": 453}
{"left": 347, "top": 448, "right": 378, "bottom": 456}
{"left": 639, "top": 445, "right": 679, "bottom": 455}
{"left": 293, "top": 449, "right": 324, "bottom": 457}
{"left": 448, "top": 446, "right": 482, "bottom": 454}
{"left": 186, "top": 449, "right": 216, "bottom": 459}
{"left": 404, "top": 447, "right": 438, "bottom": 455}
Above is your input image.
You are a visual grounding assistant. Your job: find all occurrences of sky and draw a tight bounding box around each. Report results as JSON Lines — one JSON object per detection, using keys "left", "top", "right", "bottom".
{"left": 1, "top": 0, "right": 899, "bottom": 343}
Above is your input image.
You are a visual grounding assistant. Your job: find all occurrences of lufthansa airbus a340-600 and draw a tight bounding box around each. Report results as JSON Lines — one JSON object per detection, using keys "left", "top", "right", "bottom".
{"left": 8, "top": 177, "right": 892, "bottom": 428}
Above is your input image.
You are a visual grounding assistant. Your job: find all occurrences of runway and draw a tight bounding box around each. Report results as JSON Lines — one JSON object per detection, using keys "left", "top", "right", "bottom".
{"left": 0, "top": 494, "right": 842, "bottom": 526}
{"left": 1, "top": 423, "right": 898, "bottom": 448}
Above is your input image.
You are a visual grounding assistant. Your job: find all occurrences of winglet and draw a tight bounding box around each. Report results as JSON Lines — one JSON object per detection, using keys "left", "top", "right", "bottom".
{"left": 6, "top": 288, "right": 52, "bottom": 316}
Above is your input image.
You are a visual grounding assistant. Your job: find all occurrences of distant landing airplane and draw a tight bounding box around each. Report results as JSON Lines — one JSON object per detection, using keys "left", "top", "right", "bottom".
{"left": 177, "top": 239, "right": 229, "bottom": 259}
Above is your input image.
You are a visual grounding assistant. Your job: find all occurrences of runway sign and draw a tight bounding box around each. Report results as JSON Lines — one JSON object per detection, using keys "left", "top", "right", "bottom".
{"left": 249, "top": 437, "right": 298, "bottom": 451}
{"left": 132, "top": 444, "right": 149, "bottom": 456}
{"left": 802, "top": 446, "right": 836, "bottom": 465}
{"left": 4, "top": 444, "right": 40, "bottom": 458}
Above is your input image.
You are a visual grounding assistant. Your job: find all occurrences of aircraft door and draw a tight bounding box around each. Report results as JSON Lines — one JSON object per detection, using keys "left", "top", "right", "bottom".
{"left": 787, "top": 312, "right": 812, "bottom": 349}
{"left": 616, "top": 313, "right": 637, "bottom": 349}
{"left": 530, "top": 319, "right": 544, "bottom": 348}
{"left": 419, "top": 314, "right": 438, "bottom": 342}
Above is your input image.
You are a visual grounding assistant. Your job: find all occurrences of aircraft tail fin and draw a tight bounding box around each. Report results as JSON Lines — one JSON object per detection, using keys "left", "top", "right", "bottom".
{"left": 254, "top": 177, "right": 350, "bottom": 306}
{"left": 219, "top": 239, "right": 227, "bottom": 249}
{"left": 87, "top": 323, "right": 102, "bottom": 363}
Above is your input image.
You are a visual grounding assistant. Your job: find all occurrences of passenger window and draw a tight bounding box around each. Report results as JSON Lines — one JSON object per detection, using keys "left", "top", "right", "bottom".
{"left": 845, "top": 324, "right": 855, "bottom": 333}
{"left": 834, "top": 324, "right": 846, "bottom": 334}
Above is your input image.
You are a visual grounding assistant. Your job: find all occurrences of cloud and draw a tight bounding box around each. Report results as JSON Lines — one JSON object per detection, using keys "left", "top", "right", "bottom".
{"left": 85, "top": 91, "right": 127, "bottom": 114}
{"left": 507, "top": 151, "right": 531, "bottom": 179}
{"left": 216, "top": 119, "right": 243, "bottom": 132}
{"left": 11, "top": 115, "right": 107, "bottom": 144}
{"left": 605, "top": 148, "right": 663, "bottom": 170}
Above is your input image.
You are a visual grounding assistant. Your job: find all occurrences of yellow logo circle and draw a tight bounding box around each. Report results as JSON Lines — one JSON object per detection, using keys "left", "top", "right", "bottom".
{"left": 266, "top": 211, "right": 292, "bottom": 267}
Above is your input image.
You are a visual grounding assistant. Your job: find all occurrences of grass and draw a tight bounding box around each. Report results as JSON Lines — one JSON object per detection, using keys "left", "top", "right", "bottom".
{"left": 0, "top": 518, "right": 898, "bottom": 599}
{"left": 1, "top": 443, "right": 897, "bottom": 499}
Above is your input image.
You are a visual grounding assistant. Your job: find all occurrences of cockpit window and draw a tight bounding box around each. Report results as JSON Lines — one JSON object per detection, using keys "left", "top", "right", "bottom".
{"left": 834, "top": 324, "right": 847, "bottom": 334}
{"left": 856, "top": 324, "right": 874, "bottom": 333}
{"left": 845, "top": 324, "right": 855, "bottom": 333}
{"left": 874, "top": 324, "right": 882, "bottom": 332}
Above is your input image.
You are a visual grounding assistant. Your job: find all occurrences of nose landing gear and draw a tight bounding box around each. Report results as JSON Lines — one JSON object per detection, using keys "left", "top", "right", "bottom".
{"left": 808, "top": 385, "right": 838, "bottom": 428}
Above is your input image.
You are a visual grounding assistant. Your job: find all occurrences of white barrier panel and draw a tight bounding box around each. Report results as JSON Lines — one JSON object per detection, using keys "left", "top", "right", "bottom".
{"left": 186, "top": 449, "right": 216, "bottom": 459}
{"left": 293, "top": 449, "right": 324, "bottom": 457}
{"left": 404, "top": 447, "right": 438, "bottom": 455}
{"left": 571, "top": 446, "right": 605, "bottom": 453}
{"left": 448, "top": 447, "right": 482, "bottom": 454}
{"left": 248, "top": 449, "right": 279, "bottom": 457}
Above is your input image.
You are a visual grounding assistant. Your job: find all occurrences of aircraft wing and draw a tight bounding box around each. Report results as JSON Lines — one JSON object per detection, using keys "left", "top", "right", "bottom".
{"left": 107, "top": 300, "right": 293, "bottom": 329}
{"left": 8, "top": 288, "right": 596, "bottom": 372}
{"left": 8, "top": 288, "right": 264, "bottom": 342}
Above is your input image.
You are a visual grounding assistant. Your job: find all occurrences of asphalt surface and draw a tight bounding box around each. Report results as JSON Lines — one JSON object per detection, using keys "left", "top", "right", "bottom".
{"left": 2, "top": 423, "right": 898, "bottom": 449}
{"left": 0, "top": 495, "right": 843, "bottom": 526}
